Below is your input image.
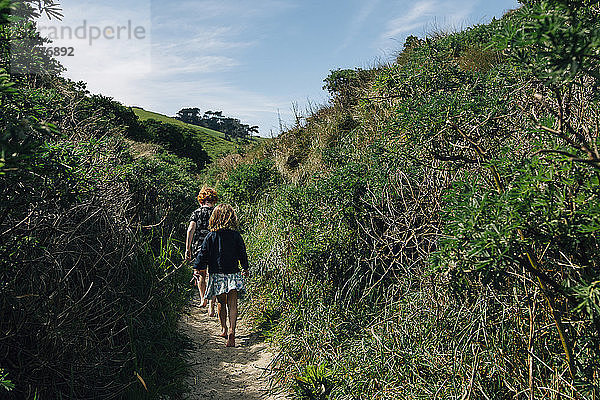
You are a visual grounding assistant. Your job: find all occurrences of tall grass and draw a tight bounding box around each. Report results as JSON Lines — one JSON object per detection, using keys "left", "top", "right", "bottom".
{"left": 215, "top": 5, "right": 600, "bottom": 398}
{"left": 0, "top": 72, "right": 198, "bottom": 399}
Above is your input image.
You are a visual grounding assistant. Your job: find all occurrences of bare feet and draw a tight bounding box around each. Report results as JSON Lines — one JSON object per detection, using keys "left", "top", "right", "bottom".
{"left": 220, "top": 330, "right": 228, "bottom": 338}
{"left": 200, "top": 299, "right": 208, "bottom": 307}
{"left": 226, "top": 333, "right": 235, "bottom": 347}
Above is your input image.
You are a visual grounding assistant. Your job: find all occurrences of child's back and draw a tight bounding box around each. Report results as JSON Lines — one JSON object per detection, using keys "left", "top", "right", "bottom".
{"left": 195, "top": 229, "right": 248, "bottom": 275}
{"left": 186, "top": 187, "right": 218, "bottom": 311}
{"left": 189, "top": 205, "right": 214, "bottom": 257}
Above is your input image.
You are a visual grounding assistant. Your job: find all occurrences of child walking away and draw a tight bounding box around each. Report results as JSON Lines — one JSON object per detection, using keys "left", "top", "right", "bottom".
{"left": 194, "top": 204, "right": 248, "bottom": 347}
{"left": 186, "top": 187, "right": 217, "bottom": 314}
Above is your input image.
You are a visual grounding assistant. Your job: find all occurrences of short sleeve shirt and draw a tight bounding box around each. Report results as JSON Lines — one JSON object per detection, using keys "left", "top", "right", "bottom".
{"left": 189, "top": 206, "right": 214, "bottom": 256}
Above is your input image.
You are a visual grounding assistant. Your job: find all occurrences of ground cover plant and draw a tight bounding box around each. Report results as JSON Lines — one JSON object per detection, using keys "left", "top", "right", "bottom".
{"left": 0, "top": 2, "right": 207, "bottom": 398}
{"left": 212, "top": 1, "right": 600, "bottom": 398}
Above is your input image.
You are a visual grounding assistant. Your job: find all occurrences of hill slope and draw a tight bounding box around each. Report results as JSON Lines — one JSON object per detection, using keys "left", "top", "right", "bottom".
{"left": 132, "top": 107, "right": 236, "bottom": 161}
{"left": 209, "top": 4, "right": 600, "bottom": 399}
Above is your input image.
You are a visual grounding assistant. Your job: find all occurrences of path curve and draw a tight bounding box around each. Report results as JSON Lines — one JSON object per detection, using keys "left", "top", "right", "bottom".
{"left": 179, "top": 299, "right": 288, "bottom": 400}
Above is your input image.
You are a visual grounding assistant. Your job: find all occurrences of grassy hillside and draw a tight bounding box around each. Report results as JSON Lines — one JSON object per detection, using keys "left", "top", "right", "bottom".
{"left": 208, "top": 3, "right": 600, "bottom": 399}
{"left": 132, "top": 107, "right": 237, "bottom": 161}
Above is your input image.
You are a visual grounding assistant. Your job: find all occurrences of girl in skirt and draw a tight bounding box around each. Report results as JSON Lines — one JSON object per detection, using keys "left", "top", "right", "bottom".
{"left": 194, "top": 204, "right": 248, "bottom": 347}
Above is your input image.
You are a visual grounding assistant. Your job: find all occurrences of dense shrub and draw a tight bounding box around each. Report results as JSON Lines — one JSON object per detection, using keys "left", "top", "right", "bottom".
{"left": 139, "top": 119, "right": 210, "bottom": 169}
{"left": 226, "top": 2, "right": 600, "bottom": 398}
{"left": 323, "top": 68, "right": 375, "bottom": 107}
{"left": 1, "top": 5, "right": 199, "bottom": 396}
{"left": 0, "top": 134, "right": 192, "bottom": 399}
{"left": 217, "top": 159, "right": 281, "bottom": 205}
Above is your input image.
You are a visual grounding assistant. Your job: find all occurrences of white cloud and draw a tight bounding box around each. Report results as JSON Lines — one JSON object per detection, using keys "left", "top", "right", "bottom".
{"left": 338, "top": 0, "right": 381, "bottom": 52}
{"left": 154, "top": 27, "right": 254, "bottom": 60}
{"left": 382, "top": 0, "right": 437, "bottom": 38}
{"left": 378, "top": 0, "right": 477, "bottom": 51}
{"left": 47, "top": 1, "right": 327, "bottom": 134}
{"left": 172, "top": 0, "right": 297, "bottom": 20}
{"left": 151, "top": 53, "right": 239, "bottom": 75}
{"left": 181, "top": 28, "right": 256, "bottom": 52}
{"left": 36, "top": 0, "right": 152, "bottom": 75}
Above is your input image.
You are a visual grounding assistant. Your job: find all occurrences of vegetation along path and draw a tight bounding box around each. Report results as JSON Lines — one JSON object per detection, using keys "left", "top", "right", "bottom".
{"left": 179, "top": 299, "right": 288, "bottom": 400}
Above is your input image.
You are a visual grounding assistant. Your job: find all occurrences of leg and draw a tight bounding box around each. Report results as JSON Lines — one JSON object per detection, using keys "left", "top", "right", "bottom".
{"left": 198, "top": 269, "right": 208, "bottom": 307}
{"left": 194, "top": 276, "right": 202, "bottom": 303}
{"left": 209, "top": 297, "right": 216, "bottom": 317}
{"left": 216, "top": 293, "right": 228, "bottom": 337}
{"left": 226, "top": 289, "right": 238, "bottom": 347}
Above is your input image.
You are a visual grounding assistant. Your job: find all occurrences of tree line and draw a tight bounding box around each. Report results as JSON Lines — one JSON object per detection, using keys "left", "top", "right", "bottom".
{"left": 175, "top": 107, "right": 259, "bottom": 141}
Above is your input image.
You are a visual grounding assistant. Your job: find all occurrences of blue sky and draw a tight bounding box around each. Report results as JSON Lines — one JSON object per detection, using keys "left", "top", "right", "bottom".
{"left": 41, "top": 0, "right": 520, "bottom": 136}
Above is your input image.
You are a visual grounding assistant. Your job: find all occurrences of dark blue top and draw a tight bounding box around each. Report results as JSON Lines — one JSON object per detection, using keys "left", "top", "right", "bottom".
{"left": 193, "top": 229, "right": 249, "bottom": 274}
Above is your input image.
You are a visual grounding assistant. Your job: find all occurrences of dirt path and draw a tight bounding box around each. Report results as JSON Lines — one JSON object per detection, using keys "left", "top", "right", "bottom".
{"left": 179, "top": 298, "right": 288, "bottom": 400}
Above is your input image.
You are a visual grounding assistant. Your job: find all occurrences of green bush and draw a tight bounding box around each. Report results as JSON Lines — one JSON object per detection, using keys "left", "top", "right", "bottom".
{"left": 217, "top": 159, "right": 281, "bottom": 204}
{"left": 139, "top": 119, "right": 210, "bottom": 169}
{"left": 232, "top": 2, "right": 600, "bottom": 398}
{"left": 0, "top": 15, "right": 198, "bottom": 395}
{"left": 0, "top": 131, "right": 194, "bottom": 399}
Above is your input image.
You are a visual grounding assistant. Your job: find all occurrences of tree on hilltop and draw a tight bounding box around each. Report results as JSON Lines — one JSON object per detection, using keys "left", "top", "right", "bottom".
{"left": 176, "top": 107, "right": 201, "bottom": 124}
{"left": 175, "top": 107, "right": 258, "bottom": 140}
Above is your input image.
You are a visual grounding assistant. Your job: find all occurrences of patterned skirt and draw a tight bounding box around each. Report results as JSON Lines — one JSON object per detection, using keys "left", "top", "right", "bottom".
{"left": 205, "top": 272, "right": 245, "bottom": 299}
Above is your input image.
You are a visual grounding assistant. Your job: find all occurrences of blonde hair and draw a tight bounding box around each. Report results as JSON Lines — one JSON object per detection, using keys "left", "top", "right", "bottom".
{"left": 197, "top": 186, "right": 218, "bottom": 205}
{"left": 208, "top": 204, "right": 238, "bottom": 231}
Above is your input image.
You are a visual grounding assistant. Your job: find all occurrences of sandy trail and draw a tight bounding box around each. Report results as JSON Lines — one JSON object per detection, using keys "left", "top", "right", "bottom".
{"left": 179, "top": 298, "right": 288, "bottom": 400}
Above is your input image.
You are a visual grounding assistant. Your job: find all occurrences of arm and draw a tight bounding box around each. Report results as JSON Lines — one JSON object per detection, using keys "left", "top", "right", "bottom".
{"left": 237, "top": 233, "right": 249, "bottom": 271}
{"left": 185, "top": 221, "right": 196, "bottom": 261}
